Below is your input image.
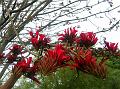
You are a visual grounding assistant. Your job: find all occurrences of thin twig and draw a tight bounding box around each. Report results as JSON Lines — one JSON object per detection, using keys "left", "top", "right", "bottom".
{"left": 95, "top": 20, "right": 120, "bottom": 34}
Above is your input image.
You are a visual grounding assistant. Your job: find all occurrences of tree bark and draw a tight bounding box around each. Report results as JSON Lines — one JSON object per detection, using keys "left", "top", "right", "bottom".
{"left": 0, "top": 75, "right": 21, "bottom": 89}
{"left": 0, "top": 67, "right": 22, "bottom": 89}
{"left": 0, "top": 74, "right": 21, "bottom": 89}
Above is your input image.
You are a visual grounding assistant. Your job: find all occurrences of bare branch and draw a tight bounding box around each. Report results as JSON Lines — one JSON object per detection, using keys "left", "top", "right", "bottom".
{"left": 11, "top": 0, "right": 38, "bottom": 13}
{"left": 95, "top": 20, "right": 120, "bottom": 34}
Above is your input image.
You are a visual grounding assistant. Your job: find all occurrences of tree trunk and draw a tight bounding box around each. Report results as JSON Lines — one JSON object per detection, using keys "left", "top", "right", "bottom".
{"left": 0, "top": 67, "right": 22, "bottom": 89}
{"left": 0, "top": 74, "right": 21, "bottom": 89}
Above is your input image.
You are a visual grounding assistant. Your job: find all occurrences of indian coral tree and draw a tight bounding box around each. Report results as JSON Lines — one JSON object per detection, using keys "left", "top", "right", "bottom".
{"left": 0, "top": 27, "right": 120, "bottom": 89}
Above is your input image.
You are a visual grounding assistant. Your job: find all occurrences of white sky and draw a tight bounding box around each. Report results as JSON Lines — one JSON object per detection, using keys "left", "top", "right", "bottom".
{"left": 50, "top": 0, "right": 120, "bottom": 48}
{"left": 22, "top": 0, "right": 120, "bottom": 48}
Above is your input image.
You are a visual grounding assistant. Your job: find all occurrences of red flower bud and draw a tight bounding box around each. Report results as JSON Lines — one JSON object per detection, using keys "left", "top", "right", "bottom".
{"left": 104, "top": 41, "right": 118, "bottom": 53}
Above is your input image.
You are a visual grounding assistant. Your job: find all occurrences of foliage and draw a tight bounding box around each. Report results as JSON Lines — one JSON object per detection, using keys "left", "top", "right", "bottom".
{"left": 14, "top": 66, "right": 120, "bottom": 89}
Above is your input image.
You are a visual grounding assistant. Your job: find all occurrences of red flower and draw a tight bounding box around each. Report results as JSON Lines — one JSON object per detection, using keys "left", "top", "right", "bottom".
{"left": 39, "top": 34, "right": 50, "bottom": 46}
{"left": 10, "top": 44, "right": 23, "bottom": 55}
{"left": 104, "top": 41, "right": 118, "bottom": 53}
{"left": 76, "top": 32, "right": 98, "bottom": 47}
{"left": 15, "top": 57, "right": 40, "bottom": 84}
{"left": 70, "top": 48, "right": 106, "bottom": 79}
{"left": 6, "top": 44, "right": 23, "bottom": 63}
{"left": 7, "top": 54, "right": 17, "bottom": 63}
{"left": 35, "top": 44, "right": 70, "bottom": 75}
{"left": 29, "top": 30, "right": 50, "bottom": 50}
{"left": 48, "top": 44, "right": 70, "bottom": 65}
{"left": 74, "top": 48, "right": 96, "bottom": 67}
{"left": 58, "top": 27, "right": 77, "bottom": 45}
{"left": 15, "top": 57, "right": 32, "bottom": 72}
{"left": 31, "top": 37, "right": 39, "bottom": 50}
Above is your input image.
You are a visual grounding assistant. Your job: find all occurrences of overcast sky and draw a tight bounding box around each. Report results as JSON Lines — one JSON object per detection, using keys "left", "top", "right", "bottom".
{"left": 24, "top": 0, "right": 120, "bottom": 48}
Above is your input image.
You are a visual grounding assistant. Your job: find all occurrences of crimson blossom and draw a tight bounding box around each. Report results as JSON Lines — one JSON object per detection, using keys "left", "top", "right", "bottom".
{"left": 7, "top": 54, "right": 17, "bottom": 63}
{"left": 35, "top": 44, "right": 70, "bottom": 76}
{"left": 9, "top": 44, "right": 23, "bottom": 55}
{"left": 29, "top": 30, "right": 50, "bottom": 51}
{"left": 15, "top": 57, "right": 40, "bottom": 84}
{"left": 6, "top": 44, "right": 23, "bottom": 63}
{"left": 73, "top": 48, "right": 96, "bottom": 69}
{"left": 15, "top": 57, "right": 32, "bottom": 72}
{"left": 104, "top": 41, "right": 118, "bottom": 53}
{"left": 58, "top": 27, "right": 77, "bottom": 45}
{"left": 70, "top": 47, "right": 106, "bottom": 79}
{"left": 76, "top": 32, "right": 98, "bottom": 47}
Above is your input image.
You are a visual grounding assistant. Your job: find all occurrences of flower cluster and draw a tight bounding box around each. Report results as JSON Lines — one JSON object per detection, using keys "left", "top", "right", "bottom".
{"left": 6, "top": 44, "right": 23, "bottom": 63}
{"left": 31, "top": 28, "right": 119, "bottom": 79}
{"left": 9, "top": 44, "right": 23, "bottom": 55}
{"left": 2, "top": 27, "right": 119, "bottom": 88}
{"left": 14, "top": 57, "right": 40, "bottom": 84}
{"left": 29, "top": 30, "right": 50, "bottom": 51}
{"left": 70, "top": 48, "right": 106, "bottom": 79}
{"left": 35, "top": 44, "right": 70, "bottom": 76}
{"left": 58, "top": 27, "right": 77, "bottom": 45}
{"left": 76, "top": 32, "right": 98, "bottom": 47}
{"left": 58, "top": 28, "right": 98, "bottom": 47}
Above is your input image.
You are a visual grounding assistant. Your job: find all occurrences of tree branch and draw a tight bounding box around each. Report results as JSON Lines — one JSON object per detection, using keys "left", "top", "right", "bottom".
{"left": 95, "top": 20, "right": 120, "bottom": 34}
